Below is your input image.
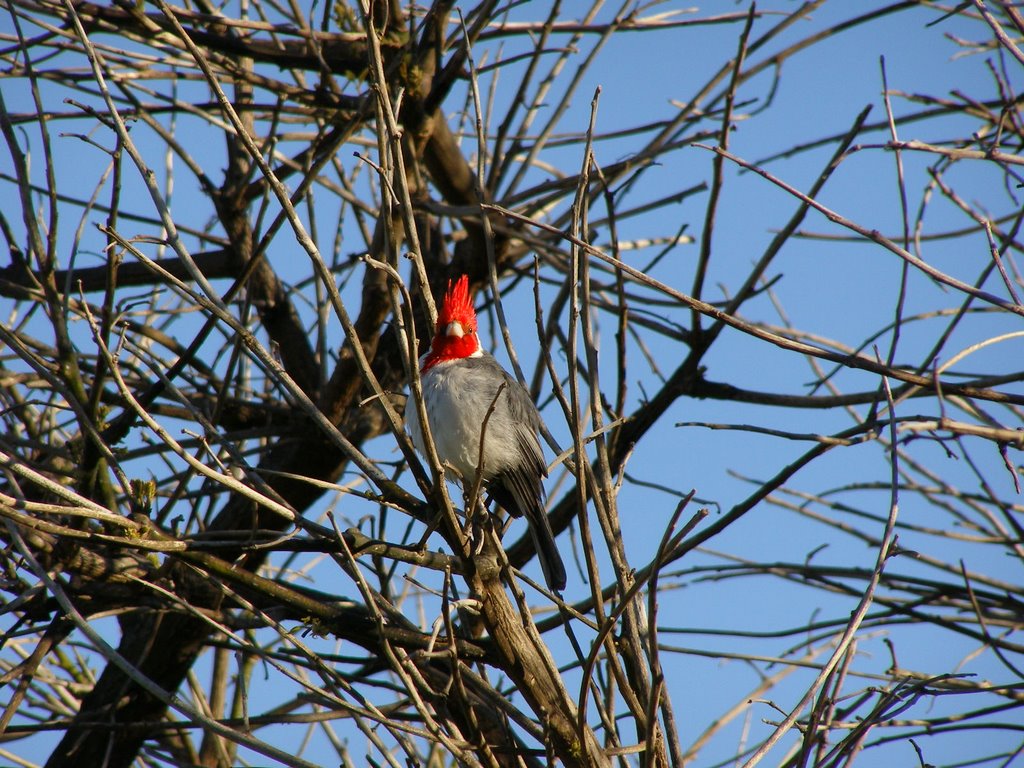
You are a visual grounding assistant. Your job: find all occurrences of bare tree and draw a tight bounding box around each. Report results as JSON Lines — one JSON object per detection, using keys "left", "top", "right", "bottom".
{"left": 0, "top": 1, "right": 1021, "bottom": 766}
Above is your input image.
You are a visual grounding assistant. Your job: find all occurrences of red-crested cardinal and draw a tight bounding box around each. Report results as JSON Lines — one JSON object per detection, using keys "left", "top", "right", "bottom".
{"left": 405, "top": 275, "right": 567, "bottom": 591}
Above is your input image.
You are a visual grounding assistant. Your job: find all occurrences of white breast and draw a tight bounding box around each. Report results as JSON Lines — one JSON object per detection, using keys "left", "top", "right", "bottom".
{"left": 405, "top": 356, "right": 523, "bottom": 483}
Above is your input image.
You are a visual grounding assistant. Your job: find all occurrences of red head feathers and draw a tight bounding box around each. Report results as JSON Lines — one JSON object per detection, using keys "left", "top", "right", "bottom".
{"left": 437, "top": 274, "right": 476, "bottom": 330}
{"left": 423, "top": 275, "right": 482, "bottom": 369}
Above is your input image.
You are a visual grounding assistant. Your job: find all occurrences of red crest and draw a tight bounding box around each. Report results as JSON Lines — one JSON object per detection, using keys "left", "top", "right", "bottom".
{"left": 437, "top": 275, "right": 476, "bottom": 329}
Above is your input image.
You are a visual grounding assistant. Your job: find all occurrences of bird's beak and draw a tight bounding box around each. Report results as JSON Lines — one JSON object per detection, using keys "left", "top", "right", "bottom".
{"left": 443, "top": 321, "right": 465, "bottom": 339}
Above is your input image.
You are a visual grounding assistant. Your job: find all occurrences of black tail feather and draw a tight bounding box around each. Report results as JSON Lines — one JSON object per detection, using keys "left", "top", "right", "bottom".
{"left": 526, "top": 507, "right": 567, "bottom": 592}
{"left": 487, "top": 481, "right": 567, "bottom": 592}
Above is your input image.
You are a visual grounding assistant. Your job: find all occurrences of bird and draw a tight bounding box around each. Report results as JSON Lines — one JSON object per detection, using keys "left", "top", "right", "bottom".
{"left": 404, "top": 275, "right": 567, "bottom": 592}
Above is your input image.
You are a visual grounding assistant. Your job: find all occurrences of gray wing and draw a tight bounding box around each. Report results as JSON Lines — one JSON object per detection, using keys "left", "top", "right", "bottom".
{"left": 485, "top": 367, "right": 567, "bottom": 591}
